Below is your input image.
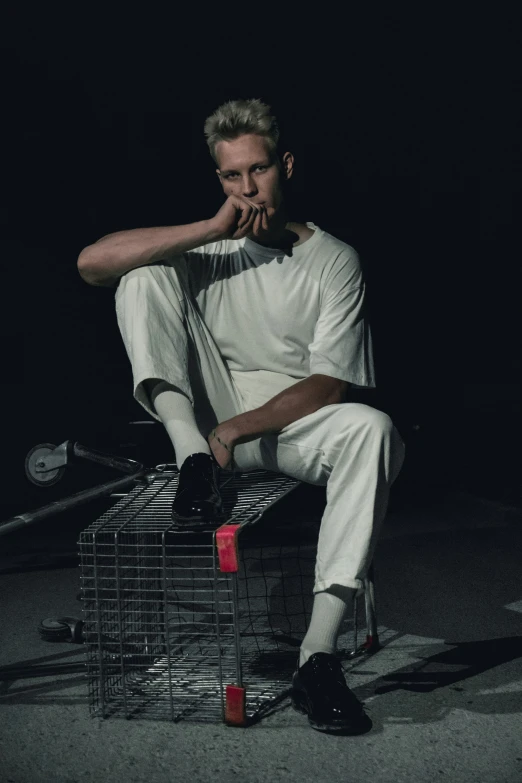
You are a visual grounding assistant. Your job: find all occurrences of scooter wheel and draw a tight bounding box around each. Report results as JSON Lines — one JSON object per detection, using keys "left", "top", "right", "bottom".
{"left": 25, "top": 443, "right": 66, "bottom": 486}
{"left": 38, "top": 617, "right": 84, "bottom": 643}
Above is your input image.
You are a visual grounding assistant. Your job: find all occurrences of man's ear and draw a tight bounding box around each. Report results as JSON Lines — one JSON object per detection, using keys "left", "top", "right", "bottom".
{"left": 281, "top": 151, "right": 295, "bottom": 181}
{"left": 215, "top": 169, "right": 226, "bottom": 192}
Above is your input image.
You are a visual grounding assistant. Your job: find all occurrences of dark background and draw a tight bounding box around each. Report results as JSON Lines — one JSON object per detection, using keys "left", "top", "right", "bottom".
{"left": 0, "top": 8, "right": 519, "bottom": 532}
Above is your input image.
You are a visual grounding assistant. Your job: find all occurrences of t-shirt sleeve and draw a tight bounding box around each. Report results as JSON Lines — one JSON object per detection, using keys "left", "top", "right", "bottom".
{"left": 182, "top": 238, "right": 237, "bottom": 298}
{"left": 308, "top": 249, "right": 376, "bottom": 389}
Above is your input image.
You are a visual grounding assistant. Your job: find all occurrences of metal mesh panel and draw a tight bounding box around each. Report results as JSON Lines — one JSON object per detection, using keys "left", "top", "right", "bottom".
{"left": 79, "top": 467, "right": 369, "bottom": 724}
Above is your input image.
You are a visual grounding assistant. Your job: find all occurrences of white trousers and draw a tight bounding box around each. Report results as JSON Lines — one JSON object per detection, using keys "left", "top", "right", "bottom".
{"left": 115, "top": 259, "right": 406, "bottom": 596}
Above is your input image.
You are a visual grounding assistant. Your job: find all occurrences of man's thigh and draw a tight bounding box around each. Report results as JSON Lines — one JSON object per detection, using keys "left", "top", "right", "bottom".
{"left": 234, "top": 402, "right": 388, "bottom": 484}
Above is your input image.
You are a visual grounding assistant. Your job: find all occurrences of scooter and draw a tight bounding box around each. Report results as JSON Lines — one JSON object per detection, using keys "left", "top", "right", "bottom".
{"left": 0, "top": 421, "right": 175, "bottom": 679}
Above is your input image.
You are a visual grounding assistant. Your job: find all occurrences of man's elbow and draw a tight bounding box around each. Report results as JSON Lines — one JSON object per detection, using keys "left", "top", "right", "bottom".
{"left": 329, "top": 382, "right": 350, "bottom": 405}
{"left": 326, "top": 377, "right": 351, "bottom": 405}
{"left": 310, "top": 374, "right": 350, "bottom": 406}
{"left": 77, "top": 246, "right": 117, "bottom": 287}
{"left": 337, "top": 380, "right": 351, "bottom": 403}
{"left": 77, "top": 245, "right": 97, "bottom": 281}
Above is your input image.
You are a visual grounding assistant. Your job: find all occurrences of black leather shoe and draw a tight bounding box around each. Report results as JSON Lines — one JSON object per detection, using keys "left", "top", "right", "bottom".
{"left": 291, "top": 652, "right": 372, "bottom": 734}
{"left": 171, "top": 452, "right": 227, "bottom": 530}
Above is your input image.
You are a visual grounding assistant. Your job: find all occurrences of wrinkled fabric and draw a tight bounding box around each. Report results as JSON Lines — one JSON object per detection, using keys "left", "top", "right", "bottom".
{"left": 114, "top": 235, "right": 404, "bottom": 594}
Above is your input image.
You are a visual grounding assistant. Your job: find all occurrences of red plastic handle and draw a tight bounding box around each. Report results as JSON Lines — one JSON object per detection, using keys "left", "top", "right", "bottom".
{"left": 225, "top": 684, "right": 246, "bottom": 726}
{"left": 216, "top": 524, "right": 241, "bottom": 572}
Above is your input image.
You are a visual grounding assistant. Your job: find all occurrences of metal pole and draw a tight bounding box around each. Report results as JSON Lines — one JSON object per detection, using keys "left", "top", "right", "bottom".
{"left": 0, "top": 469, "right": 149, "bottom": 537}
{"left": 72, "top": 442, "right": 144, "bottom": 474}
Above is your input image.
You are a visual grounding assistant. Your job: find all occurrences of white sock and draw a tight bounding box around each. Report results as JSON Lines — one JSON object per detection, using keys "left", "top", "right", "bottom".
{"left": 299, "top": 587, "right": 356, "bottom": 668}
{"left": 147, "top": 380, "right": 211, "bottom": 468}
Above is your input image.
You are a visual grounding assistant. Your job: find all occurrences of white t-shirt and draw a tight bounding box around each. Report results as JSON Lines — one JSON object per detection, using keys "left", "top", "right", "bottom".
{"left": 181, "top": 221, "right": 376, "bottom": 407}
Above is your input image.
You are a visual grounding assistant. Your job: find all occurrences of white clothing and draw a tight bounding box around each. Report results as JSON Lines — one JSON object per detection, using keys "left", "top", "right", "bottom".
{"left": 114, "top": 223, "right": 405, "bottom": 595}
{"left": 183, "top": 222, "right": 376, "bottom": 408}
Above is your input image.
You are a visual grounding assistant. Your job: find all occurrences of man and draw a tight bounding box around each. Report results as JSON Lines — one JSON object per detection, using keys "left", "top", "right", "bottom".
{"left": 77, "top": 98, "right": 406, "bottom": 735}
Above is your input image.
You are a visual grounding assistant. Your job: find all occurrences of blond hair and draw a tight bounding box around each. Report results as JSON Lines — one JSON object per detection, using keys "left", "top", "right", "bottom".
{"left": 203, "top": 98, "right": 281, "bottom": 165}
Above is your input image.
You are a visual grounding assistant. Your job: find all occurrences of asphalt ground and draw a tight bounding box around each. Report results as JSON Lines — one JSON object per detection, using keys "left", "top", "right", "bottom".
{"left": 0, "top": 485, "right": 521, "bottom": 782}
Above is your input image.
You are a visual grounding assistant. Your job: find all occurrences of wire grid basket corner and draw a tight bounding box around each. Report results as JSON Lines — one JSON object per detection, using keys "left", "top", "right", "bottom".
{"left": 79, "top": 467, "right": 375, "bottom": 725}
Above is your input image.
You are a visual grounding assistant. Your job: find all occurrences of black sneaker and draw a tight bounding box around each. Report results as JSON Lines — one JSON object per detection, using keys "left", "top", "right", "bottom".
{"left": 171, "top": 452, "right": 227, "bottom": 530}
{"left": 291, "top": 652, "right": 372, "bottom": 734}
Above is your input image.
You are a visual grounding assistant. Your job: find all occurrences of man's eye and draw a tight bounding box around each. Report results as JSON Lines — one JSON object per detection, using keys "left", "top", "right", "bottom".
{"left": 224, "top": 166, "right": 267, "bottom": 180}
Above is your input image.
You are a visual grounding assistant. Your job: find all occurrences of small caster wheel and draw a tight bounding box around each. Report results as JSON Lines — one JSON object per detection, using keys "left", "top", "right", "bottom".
{"left": 38, "top": 617, "right": 84, "bottom": 643}
{"left": 25, "top": 443, "right": 66, "bottom": 486}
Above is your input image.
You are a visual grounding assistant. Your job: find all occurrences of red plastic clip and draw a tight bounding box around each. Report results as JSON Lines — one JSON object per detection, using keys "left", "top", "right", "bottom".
{"left": 225, "top": 684, "right": 247, "bottom": 726}
{"left": 216, "top": 524, "right": 241, "bottom": 572}
{"left": 362, "top": 634, "right": 380, "bottom": 653}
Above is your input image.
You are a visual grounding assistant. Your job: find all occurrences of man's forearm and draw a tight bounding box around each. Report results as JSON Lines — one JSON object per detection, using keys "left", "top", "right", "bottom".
{"left": 224, "top": 374, "right": 348, "bottom": 446}
{"left": 77, "top": 220, "right": 221, "bottom": 286}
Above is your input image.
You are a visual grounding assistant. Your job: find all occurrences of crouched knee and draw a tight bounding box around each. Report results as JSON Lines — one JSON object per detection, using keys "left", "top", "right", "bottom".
{"left": 341, "top": 403, "right": 395, "bottom": 435}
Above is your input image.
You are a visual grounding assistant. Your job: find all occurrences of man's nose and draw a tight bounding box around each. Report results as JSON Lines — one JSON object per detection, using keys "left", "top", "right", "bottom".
{"left": 242, "top": 176, "right": 258, "bottom": 198}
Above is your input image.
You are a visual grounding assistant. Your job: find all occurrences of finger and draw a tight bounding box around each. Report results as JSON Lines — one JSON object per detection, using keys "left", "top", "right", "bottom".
{"left": 243, "top": 199, "right": 262, "bottom": 221}
{"left": 237, "top": 205, "right": 253, "bottom": 230}
{"left": 243, "top": 207, "right": 258, "bottom": 235}
{"left": 250, "top": 206, "right": 264, "bottom": 236}
{"left": 253, "top": 209, "right": 263, "bottom": 236}
{"left": 261, "top": 206, "right": 269, "bottom": 231}
{"left": 240, "top": 199, "right": 260, "bottom": 227}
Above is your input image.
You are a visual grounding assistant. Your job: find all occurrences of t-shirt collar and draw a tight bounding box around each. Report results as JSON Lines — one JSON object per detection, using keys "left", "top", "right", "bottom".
{"left": 243, "top": 222, "right": 321, "bottom": 258}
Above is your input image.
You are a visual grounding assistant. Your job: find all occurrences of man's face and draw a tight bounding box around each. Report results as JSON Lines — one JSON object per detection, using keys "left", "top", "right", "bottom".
{"left": 215, "top": 133, "right": 293, "bottom": 217}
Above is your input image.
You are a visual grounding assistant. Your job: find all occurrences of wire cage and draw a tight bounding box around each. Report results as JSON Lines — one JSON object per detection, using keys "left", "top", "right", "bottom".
{"left": 79, "top": 467, "right": 378, "bottom": 726}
